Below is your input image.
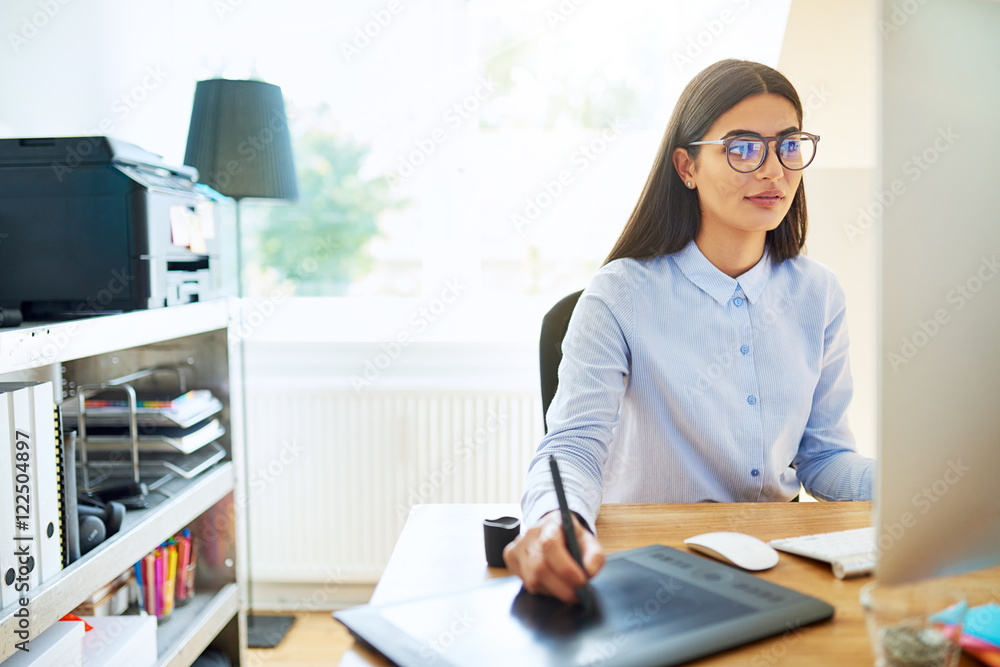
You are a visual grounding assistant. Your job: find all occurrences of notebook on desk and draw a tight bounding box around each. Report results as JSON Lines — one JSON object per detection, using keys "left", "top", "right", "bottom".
{"left": 335, "top": 545, "right": 834, "bottom": 667}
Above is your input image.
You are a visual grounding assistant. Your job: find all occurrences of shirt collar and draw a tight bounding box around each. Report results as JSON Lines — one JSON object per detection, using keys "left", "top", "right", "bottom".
{"left": 671, "top": 240, "right": 773, "bottom": 307}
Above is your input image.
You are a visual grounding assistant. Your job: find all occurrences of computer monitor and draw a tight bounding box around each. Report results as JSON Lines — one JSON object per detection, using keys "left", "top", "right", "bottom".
{"left": 875, "top": 0, "right": 1000, "bottom": 585}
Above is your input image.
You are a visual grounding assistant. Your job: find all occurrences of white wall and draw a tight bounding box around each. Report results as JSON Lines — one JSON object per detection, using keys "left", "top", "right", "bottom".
{"left": 778, "top": 0, "right": 879, "bottom": 457}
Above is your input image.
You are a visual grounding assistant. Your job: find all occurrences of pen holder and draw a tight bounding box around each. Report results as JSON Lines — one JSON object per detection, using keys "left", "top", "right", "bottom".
{"left": 178, "top": 560, "right": 196, "bottom": 606}
{"left": 483, "top": 516, "right": 521, "bottom": 568}
{"left": 175, "top": 535, "right": 197, "bottom": 607}
{"left": 861, "top": 580, "right": 967, "bottom": 667}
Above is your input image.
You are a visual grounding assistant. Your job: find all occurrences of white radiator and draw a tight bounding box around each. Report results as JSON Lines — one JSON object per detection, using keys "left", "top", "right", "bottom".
{"left": 245, "top": 385, "right": 542, "bottom": 584}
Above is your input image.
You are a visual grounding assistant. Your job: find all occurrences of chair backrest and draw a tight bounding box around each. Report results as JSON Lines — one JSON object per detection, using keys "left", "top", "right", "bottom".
{"left": 539, "top": 290, "right": 584, "bottom": 433}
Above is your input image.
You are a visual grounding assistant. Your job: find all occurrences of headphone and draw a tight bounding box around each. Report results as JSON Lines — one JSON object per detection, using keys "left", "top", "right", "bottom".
{"left": 77, "top": 494, "right": 126, "bottom": 556}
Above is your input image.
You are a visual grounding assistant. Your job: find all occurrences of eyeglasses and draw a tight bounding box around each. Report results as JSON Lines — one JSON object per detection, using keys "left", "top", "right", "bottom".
{"left": 687, "top": 131, "right": 820, "bottom": 173}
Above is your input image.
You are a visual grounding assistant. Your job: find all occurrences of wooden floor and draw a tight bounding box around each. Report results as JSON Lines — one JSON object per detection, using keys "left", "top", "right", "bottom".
{"left": 248, "top": 612, "right": 355, "bottom": 666}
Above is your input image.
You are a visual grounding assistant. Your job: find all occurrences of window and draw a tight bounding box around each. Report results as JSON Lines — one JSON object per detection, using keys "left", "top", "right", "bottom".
{"left": 233, "top": 0, "right": 791, "bottom": 340}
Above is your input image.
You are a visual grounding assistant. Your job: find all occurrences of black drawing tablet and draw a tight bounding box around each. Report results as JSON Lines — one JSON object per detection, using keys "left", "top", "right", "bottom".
{"left": 334, "top": 544, "right": 834, "bottom": 666}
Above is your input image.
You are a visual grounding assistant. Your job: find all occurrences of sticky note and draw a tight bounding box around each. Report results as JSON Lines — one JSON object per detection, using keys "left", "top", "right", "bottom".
{"left": 966, "top": 603, "right": 1000, "bottom": 647}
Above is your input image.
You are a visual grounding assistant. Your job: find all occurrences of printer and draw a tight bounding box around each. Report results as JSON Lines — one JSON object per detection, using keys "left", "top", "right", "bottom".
{"left": 0, "top": 136, "right": 236, "bottom": 323}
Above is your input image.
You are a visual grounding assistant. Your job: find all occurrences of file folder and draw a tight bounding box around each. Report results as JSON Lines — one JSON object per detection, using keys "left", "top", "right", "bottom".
{"left": 0, "top": 392, "right": 17, "bottom": 608}
{"left": 26, "top": 382, "right": 63, "bottom": 583}
{"left": 1, "top": 382, "right": 63, "bottom": 587}
{"left": 3, "top": 386, "right": 39, "bottom": 593}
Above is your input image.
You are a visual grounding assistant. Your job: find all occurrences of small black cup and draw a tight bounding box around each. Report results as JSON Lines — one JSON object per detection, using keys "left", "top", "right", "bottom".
{"left": 483, "top": 516, "right": 521, "bottom": 568}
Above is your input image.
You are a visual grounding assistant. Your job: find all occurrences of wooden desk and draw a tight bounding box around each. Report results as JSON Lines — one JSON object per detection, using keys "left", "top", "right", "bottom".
{"left": 339, "top": 502, "right": 999, "bottom": 666}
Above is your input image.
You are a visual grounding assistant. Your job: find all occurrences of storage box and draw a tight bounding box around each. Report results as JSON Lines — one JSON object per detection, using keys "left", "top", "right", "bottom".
{"left": 2, "top": 620, "right": 85, "bottom": 667}
{"left": 80, "top": 615, "right": 157, "bottom": 667}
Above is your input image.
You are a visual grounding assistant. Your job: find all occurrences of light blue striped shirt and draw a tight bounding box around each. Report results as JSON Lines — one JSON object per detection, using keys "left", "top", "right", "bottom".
{"left": 523, "top": 240, "right": 874, "bottom": 530}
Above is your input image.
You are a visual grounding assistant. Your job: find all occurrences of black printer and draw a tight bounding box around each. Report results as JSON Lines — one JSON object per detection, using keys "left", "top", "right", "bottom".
{"left": 0, "top": 136, "right": 235, "bottom": 323}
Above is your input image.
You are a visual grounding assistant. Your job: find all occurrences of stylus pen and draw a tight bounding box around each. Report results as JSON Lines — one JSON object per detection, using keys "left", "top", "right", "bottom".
{"left": 549, "top": 454, "right": 595, "bottom": 611}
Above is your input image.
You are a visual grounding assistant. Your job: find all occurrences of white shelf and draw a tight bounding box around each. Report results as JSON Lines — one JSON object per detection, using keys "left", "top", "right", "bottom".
{"left": 157, "top": 585, "right": 239, "bottom": 667}
{"left": 0, "top": 300, "right": 235, "bottom": 374}
{"left": 0, "top": 463, "right": 235, "bottom": 662}
{"left": 0, "top": 303, "right": 246, "bottom": 665}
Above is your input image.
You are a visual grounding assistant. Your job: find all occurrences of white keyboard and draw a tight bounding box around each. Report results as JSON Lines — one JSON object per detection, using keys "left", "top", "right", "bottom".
{"left": 768, "top": 527, "right": 876, "bottom": 579}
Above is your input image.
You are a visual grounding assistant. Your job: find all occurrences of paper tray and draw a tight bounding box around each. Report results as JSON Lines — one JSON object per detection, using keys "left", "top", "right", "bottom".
{"left": 78, "top": 418, "right": 226, "bottom": 455}
{"left": 63, "top": 393, "right": 223, "bottom": 429}
{"left": 82, "top": 442, "right": 226, "bottom": 480}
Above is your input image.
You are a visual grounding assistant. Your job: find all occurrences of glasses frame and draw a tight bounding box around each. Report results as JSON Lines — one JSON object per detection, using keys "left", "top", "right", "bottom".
{"left": 687, "top": 131, "right": 821, "bottom": 173}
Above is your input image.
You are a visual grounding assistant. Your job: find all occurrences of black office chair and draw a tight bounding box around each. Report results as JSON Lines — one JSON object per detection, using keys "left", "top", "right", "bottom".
{"left": 539, "top": 290, "right": 584, "bottom": 433}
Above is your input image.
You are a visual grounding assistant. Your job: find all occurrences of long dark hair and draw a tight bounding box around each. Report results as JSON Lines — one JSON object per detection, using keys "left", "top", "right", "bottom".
{"left": 604, "top": 59, "right": 808, "bottom": 265}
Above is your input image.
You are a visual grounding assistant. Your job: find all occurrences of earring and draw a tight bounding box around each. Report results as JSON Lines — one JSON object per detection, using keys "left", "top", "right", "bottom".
{"left": 687, "top": 181, "right": 693, "bottom": 188}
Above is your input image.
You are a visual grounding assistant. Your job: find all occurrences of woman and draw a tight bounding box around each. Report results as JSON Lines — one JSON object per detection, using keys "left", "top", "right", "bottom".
{"left": 505, "top": 59, "right": 874, "bottom": 603}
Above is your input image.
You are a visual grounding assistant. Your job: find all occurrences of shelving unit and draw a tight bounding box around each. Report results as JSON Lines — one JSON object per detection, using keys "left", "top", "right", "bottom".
{"left": 0, "top": 300, "right": 247, "bottom": 666}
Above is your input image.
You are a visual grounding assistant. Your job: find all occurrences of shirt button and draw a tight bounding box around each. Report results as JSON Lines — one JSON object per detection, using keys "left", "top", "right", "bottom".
{"left": 733, "top": 297, "right": 744, "bottom": 307}
{"left": 751, "top": 469, "right": 760, "bottom": 477}
{"left": 747, "top": 395, "right": 757, "bottom": 405}
{"left": 740, "top": 345, "right": 750, "bottom": 355}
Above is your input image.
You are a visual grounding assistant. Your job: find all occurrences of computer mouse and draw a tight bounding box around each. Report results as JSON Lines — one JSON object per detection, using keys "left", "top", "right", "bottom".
{"left": 683, "top": 532, "right": 780, "bottom": 571}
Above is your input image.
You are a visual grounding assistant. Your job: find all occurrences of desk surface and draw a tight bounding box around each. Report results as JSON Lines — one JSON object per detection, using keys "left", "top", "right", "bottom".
{"left": 338, "top": 502, "right": 998, "bottom": 666}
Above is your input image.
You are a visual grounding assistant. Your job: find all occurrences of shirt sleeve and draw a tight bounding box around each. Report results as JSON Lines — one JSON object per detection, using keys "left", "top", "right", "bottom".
{"left": 521, "top": 266, "right": 633, "bottom": 530}
{"left": 793, "top": 276, "right": 875, "bottom": 501}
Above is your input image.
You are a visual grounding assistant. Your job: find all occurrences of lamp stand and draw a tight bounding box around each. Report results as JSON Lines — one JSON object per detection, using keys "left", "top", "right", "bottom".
{"left": 235, "top": 200, "right": 296, "bottom": 649}
{"left": 184, "top": 77, "right": 300, "bottom": 649}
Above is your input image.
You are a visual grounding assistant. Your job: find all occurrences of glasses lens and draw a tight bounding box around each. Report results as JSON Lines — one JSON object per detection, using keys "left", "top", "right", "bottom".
{"left": 727, "top": 136, "right": 765, "bottom": 172}
{"left": 778, "top": 133, "right": 816, "bottom": 170}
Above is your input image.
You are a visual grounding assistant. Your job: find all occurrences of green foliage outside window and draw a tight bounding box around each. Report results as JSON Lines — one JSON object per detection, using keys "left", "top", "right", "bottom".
{"left": 255, "top": 125, "right": 398, "bottom": 295}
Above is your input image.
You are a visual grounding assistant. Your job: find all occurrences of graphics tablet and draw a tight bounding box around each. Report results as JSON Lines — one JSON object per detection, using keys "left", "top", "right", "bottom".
{"left": 334, "top": 544, "right": 834, "bottom": 666}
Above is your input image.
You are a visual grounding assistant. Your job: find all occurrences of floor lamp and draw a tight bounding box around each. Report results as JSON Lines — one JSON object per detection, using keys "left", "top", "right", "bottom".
{"left": 184, "top": 78, "right": 299, "bottom": 649}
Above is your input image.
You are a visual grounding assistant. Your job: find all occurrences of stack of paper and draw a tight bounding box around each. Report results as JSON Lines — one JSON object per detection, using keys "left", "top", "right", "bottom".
{"left": 62, "top": 389, "right": 223, "bottom": 429}
{"left": 962, "top": 604, "right": 1000, "bottom": 666}
{"left": 932, "top": 601, "right": 1000, "bottom": 665}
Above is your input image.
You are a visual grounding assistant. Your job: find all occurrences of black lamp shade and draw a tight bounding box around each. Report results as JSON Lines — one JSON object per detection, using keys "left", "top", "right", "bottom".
{"left": 184, "top": 79, "right": 298, "bottom": 201}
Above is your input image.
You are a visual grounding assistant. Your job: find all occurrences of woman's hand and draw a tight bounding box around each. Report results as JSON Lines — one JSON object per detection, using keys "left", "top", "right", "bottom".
{"left": 503, "top": 510, "right": 605, "bottom": 603}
